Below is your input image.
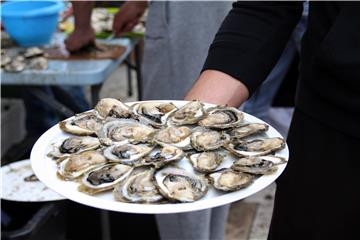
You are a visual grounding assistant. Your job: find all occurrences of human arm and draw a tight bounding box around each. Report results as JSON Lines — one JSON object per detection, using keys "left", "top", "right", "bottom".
{"left": 186, "top": 2, "right": 303, "bottom": 106}
{"left": 64, "top": 1, "right": 95, "bottom": 52}
{"left": 112, "top": 1, "right": 148, "bottom": 37}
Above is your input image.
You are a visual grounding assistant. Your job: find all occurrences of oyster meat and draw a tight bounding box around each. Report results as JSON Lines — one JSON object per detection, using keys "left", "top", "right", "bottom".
{"left": 231, "top": 155, "right": 287, "bottom": 175}
{"left": 94, "top": 98, "right": 131, "bottom": 118}
{"left": 230, "top": 123, "right": 268, "bottom": 140}
{"left": 103, "top": 143, "right": 154, "bottom": 165}
{"left": 138, "top": 145, "right": 184, "bottom": 168}
{"left": 113, "top": 167, "right": 164, "bottom": 203}
{"left": 155, "top": 166, "right": 208, "bottom": 202}
{"left": 191, "top": 127, "right": 230, "bottom": 151}
{"left": 130, "top": 102, "right": 177, "bottom": 128}
{"left": 60, "top": 111, "right": 103, "bottom": 136}
{"left": 4, "top": 56, "right": 26, "bottom": 72}
{"left": 198, "top": 106, "right": 244, "bottom": 129}
{"left": 168, "top": 100, "right": 206, "bottom": 126}
{"left": 208, "top": 168, "right": 253, "bottom": 192}
{"left": 98, "top": 119, "right": 155, "bottom": 145}
{"left": 189, "top": 151, "right": 225, "bottom": 173}
{"left": 79, "top": 163, "right": 133, "bottom": 194}
{"left": 153, "top": 126, "right": 192, "bottom": 150}
{"left": 58, "top": 150, "right": 107, "bottom": 180}
{"left": 48, "top": 136, "right": 101, "bottom": 160}
{"left": 226, "top": 137, "right": 285, "bottom": 157}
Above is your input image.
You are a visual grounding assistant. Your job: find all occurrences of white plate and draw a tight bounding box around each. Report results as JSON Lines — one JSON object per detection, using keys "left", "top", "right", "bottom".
{"left": 30, "top": 100, "right": 288, "bottom": 214}
{"left": 1, "top": 159, "right": 65, "bottom": 202}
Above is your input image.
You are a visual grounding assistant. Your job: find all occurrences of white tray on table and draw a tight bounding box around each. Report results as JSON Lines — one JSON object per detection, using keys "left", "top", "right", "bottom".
{"left": 30, "top": 100, "right": 288, "bottom": 214}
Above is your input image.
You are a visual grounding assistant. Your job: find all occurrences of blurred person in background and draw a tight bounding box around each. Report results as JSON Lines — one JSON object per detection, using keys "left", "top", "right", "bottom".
{"left": 185, "top": 2, "right": 360, "bottom": 239}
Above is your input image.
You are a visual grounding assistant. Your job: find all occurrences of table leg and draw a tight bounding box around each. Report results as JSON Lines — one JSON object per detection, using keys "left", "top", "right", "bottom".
{"left": 126, "top": 55, "right": 133, "bottom": 97}
{"left": 90, "top": 84, "right": 102, "bottom": 107}
{"left": 134, "top": 43, "right": 143, "bottom": 100}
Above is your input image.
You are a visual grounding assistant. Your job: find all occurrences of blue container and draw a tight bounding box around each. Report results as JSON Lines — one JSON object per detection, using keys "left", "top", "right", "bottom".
{"left": 1, "top": 1, "right": 64, "bottom": 47}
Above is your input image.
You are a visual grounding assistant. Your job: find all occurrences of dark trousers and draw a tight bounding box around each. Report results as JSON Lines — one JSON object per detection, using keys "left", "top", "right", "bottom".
{"left": 268, "top": 109, "right": 360, "bottom": 239}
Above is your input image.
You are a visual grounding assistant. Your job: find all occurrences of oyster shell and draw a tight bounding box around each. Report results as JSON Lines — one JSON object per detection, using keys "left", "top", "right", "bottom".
{"left": 103, "top": 143, "right": 154, "bottom": 165}
{"left": 208, "top": 168, "right": 253, "bottom": 192}
{"left": 231, "top": 155, "right": 286, "bottom": 175}
{"left": 47, "top": 136, "right": 101, "bottom": 160}
{"left": 23, "top": 47, "right": 44, "bottom": 58}
{"left": 188, "top": 151, "right": 225, "bottom": 173}
{"left": 230, "top": 123, "right": 268, "bottom": 140}
{"left": 155, "top": 166, "right": 208, "bottom": 202}
{"left": 94, "top": 98, "right": 131, "bottom": 118}
{"left": 113, "top": 167, "right": 164, "bottom": 203}
{"left": 168, "top": 100, "right": 206, "bottom": 126}
{"left": 79, "top": 163, "right": 133, "bottom": 194}
{"left": 130, "top": 102, "right": 177, "bottom": 128}
{"left": 98, "top": 119, "right": 155, "bottom": 145}
{"left": 28, "top": 57, "right": 48, "bottom": 70}
{"left": 138, "top": 145, "right": 184, "bottom": 168}
{"left": 4, "top": 56, "right": 25, "bottom": 72}
{"left": 190, "top": 127, "right": 230, "bottom": 151}
{"left": 60, "top": 111, "right": 103, "bottom": 136}
{"left": 198, "top": 106, "right": 244, "bottom": 129}
{"left": 226, "top": 137, "right": 285, "bottom": 157}
{"left": 1, "top": 50, "right": 11, "bottom": 67}
{"left": 57, "top": 150, "right": 107, "bottom": 180}
{"left": 153, "top": 126, "right": 192, "bottom": 150}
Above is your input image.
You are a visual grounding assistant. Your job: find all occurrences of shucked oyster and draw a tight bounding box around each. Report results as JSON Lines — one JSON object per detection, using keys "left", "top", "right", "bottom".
{"left": 47, "top": 136, "right": 101, "bottom": 160}
{"left": 130, "top": 102, "right": 177, "bottom": 128}
{"left": 4, "top": 56, "right": 25, "bottom": 72}
{"left": 113, "top": 167, "right": 164, "bottom": 203}
{"left": 208, "top": 168, "right": 254, "bottom": 192}
{"left": 155, "top": 166, "right": 208, "bottom": 202}
{"left": 137, "top": 145, "right": 184, "bottom": 168}
{"left": 189, "top": 151, "right": 225, "bottom": 173}
{"left": 94, "top": 98, "right": 131, "bottom": 118}
{"left": 23, "top": 47, "right": 44, "bottom": 58}
{"left": 103, "top": 143, "right": 154, "bottom": 165}
{"left": 153, "top": 126, "right": 192, "bottom": 150}
{"left": 190, "top": 127, "right": 230, "bottom": 151}
{"left": 230, "top": 123, "right": 268, "bottom": 140}
{"left": 60, "top": 111, "right": 103, "bottom": 136}
{"left": 79, "top": 163, "right": 133, "bottom": 194}
{"left": 168, "top": 100, "right": 206, "bottom": 126}
{"left": 57, "top": 150, "right": 107, "bottom": 180}
{"left": 226, "top": 137, "right": 285, "bottom": 157}
{"left": 98, "top": 119, "right": 155, "bottom": 145}
{"left": 198, "top": 106, "right": 244, "bottom": 129}
{"left": 231, "top": 155, "right": 287, "bottom": 175}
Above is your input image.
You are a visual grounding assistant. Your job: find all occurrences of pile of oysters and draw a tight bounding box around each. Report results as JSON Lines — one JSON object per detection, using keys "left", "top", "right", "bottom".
{"left": 47, "top": 98, "right": 287, "bottom": 204}
{"left": 1, "top": 47, "right": 48, "bottom": 73}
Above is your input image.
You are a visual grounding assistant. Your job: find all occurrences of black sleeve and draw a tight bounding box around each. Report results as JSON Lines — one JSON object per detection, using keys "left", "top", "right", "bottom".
{"left": 203, "top": 1, "right": 303, "bottom": 95}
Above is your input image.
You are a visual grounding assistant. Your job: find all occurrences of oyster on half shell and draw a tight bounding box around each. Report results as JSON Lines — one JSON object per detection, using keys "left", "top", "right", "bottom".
{"left": 94, "top": 98, "right": 131, "bottom": 118}
{"left": 113, "top": 167, "right": 164, "bottom": 203}
{"left": 231, "top": 155, "right": 287, "bottom": 175}
{"left": 79, "top": 163, "right": 133, "bottom": 194}
{"left": 153, "top": 126, "right": 192, "bottom": 150}
{"left": 155, "top": 166, "right": 208, "bottom": 202}
{"left": 226, "top": 137, "right": 285, "bottom": 157}
{"left": 47, "top": 136, "right": 101, "bottom": 160}
{"left": 138, "top": 145, "right": 184, "bottom": 168}
{"left": 98, "top": 119, "right": 155, "bottom": 145}
{"left": 130, "top": 102, "right": 177, "bottom": 128}
{"left": 103, "top": 143, "right": 154, "bottom": 165}
{"left": 190, "top": 127, "right": 230, "bottom": 151}
{"left": 188, "top": 151, "right": 225, "bottom": 173}
{"left": 208, "top": 168, "right": 254, "bottom": 192}
{"left": 198, "top": 106, "right": 244, "bottom": 129}
{"left": 230, "top": 123, "right": 268, "bottom": 140}
{"left": 57, "top": 150, "right": 107, "bottom": 180}
{"left": 168, "top": 100, "right": 206, "bottom": 126}
{"left": 60, "top": 111, "right": 103, "bottom": 136}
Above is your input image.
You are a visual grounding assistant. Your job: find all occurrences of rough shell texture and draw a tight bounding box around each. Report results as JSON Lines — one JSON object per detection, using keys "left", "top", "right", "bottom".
{"left": 189, "top": 151, "right": 225, "bottom": 173}
{"left": 226, "top": 137, "right": 285, "bottom": 157}
{"left": 168, "top": 100, "right": 206, "bottom": 126}
{"left": 190, "top": 127, "right": 230, "bottom": 151}
{"left": 95, "top": 98, "right": 131, "bottom": 118}
{"left": 153, "top": 126, "right": 192, "bottom": 150}
{"left": 60, "top": 111, "right": 103, "bottom": 136}
{"left": 198, "top": 106, "right": 244, "bottom": 129}
{"left": 103, "top": 143, "right": 154, "bottom": 165}
{"left": 208, "top": 169, "right": 253, "bottom": 192}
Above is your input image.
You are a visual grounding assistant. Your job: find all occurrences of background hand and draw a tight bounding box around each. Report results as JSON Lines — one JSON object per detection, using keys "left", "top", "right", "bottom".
{"left": 65, "top": 27, "right": 95, "bottom": 52}
{"left": 112, "top": 1, "right": 148, "bottom": 37}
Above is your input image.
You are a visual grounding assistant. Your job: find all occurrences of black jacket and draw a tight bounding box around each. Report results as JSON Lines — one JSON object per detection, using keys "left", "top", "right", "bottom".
{"left": 203, "top": 2, "right": 360, "bottom": 137}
